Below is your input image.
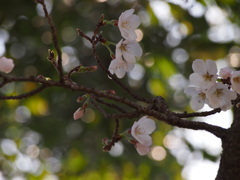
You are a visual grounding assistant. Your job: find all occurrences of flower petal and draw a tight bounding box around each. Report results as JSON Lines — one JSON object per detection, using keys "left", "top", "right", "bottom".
{"left": 134, "top": 134, "right": 152, "bottom": 146}
{"left": 192, "top": 59, "right": 207, "bottom": 74}
{"left": 137, "top": 116, "right": 156, "bottom": 134}
{"left": 135, "top": 143, "right": 150, "bottom": 156}
{"left": 128, "top": 15, "right": 141, "bottom": 29}
{"left": 206, "top": 59, "right": 217, "bottom": 75}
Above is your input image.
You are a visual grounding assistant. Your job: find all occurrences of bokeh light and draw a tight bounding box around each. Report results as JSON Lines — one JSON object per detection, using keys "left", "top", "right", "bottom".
{"left": 150, "top": 146, "right": 167, "bottom": 161}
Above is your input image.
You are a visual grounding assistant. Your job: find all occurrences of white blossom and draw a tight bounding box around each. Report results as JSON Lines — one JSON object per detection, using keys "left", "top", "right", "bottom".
{"left": 116, "top": 39, "right": 142, "bottom": 64}
{"left": 108, "top": 57, "right": 134, "bottom": 78}
{"left": 206, "top": 83, "right": 237, "bottom": 111}
{"left": 131, "top": 116, "right": 156, "bottom": 146}
{"left": 231, "top": 71, "right": 240, "bottom": 93}
{"left": 118, "top": 9, "right": 141, "bottom": 40}
{"left": 184, "top": 86, "right": 208, "bottom": 111}
{"left": 189, "top": 59, "right": 217, "bottom": 90}
{"left": 0, "top": 57, "right": 14, "bottom": 73}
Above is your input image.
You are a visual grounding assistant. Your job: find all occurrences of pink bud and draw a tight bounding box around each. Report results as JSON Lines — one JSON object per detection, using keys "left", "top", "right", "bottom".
{"left": 73, "top": 107, "right": 85, "bottom": 120}
{"left": 77, "top": 96, "right": 84, "bottom": 103}
{"left": 102, "top": 137, "right": 109, "bottom": 145}
{"left": 135, "top": 143, "right": 150, "bottom": 156}
{"left": 0, "top": 57, "right": 14, "bottom": 73}
{"left": 90, "top": 65, "right": 97, "bottom": 71}
{"left": 106, "top": 90, "right": 116, "bottom": 95}
{"left": 113, "top": 20, "right": 118, "bottom": 26}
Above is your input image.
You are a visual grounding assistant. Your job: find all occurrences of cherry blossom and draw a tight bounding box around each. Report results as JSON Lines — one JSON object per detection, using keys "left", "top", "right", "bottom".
{"left": 116, "top": 39, "right": 142, "bottom": 64}
{"left": 0, "top": 57, "right": 14, "bottom": 73}
{"left": 135, "top": 142, "right": 150, "bottom": 156}
{"left": 231, "top": 71, "right": 240, "bottom": 93}
{"left": 108, "top": 58, "right": 134, "bottom": 78}
{"left": 206, "top": 83, "right": 237, "bottom": 111}
{"left": 184, "top": 86, "right": 208, "bottom": 111}
{"left": 118, "top": 9, "right": 141, "bottom": 40}
{"left": 131, "top": 116, "right": 156, "bottom": 146}
{"left": 189, "top": 59, "right": 217, "bottom": 90}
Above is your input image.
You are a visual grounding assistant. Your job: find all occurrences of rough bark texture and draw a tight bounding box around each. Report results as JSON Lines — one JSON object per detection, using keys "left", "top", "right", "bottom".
{"left": 216, "top": 106, "right": 240, "bottom": 180}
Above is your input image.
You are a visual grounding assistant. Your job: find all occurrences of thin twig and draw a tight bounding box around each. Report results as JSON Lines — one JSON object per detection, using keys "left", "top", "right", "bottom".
{"left": 90, "top": 99, "right": 109, "bottom": 118}
{"left": 36, "top": 0, "right": 64, "bottom": 83}
{"left": 93, "top": 96, "right": 127, "bottom": 113}
{"left": 0, "top": 85, "right": 46, "bottom": 100}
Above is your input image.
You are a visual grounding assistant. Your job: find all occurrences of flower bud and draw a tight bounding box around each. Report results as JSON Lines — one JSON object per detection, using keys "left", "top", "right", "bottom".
{"left": 102, "top": 137, "right": 109, "bottom": 145}
{"left": 105, "top": 90, "right": 116, "bottom": 95}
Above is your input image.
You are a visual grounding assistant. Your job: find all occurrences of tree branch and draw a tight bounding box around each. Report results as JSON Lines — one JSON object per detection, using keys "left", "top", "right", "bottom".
{"left": 175, "top": 108, "right": 222, "bottom": 118}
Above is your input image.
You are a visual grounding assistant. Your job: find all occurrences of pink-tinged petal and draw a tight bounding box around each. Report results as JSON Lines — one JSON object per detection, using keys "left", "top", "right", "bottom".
{"left": 123, "top": 52, "right": 136, "bottom": 63}
{"left": 189, "top": 73, "right": 203, "bottom": 87}
{"left": 118, "top": 9, "right": 134, "bottom": 23}
{"left": 0, "top": 57, "right": 14, "bottom": 73}
{"left": 184, "top": 87, "right": 198, "bottom": 96}
{"left": 128, "top": 15, "right": 141, "bottom": 29}
{"left": 73, "top": 108, "right": 84, "bottom": 120}
{"left": 134, "top": 134, "right": 152, "bottom": 146}
{"left": 231, "top": 71, "right": 240, "bottom": 93}
{"left": 115, "top": 39, "right": 124, "bottom": 59}
{"left": 135, "top": 143, "right": 150, "bottom": 156}
{"left": 221, "top": 101, "right": 232, "bottom": 111}
{"left": 192, "top": 59, "right": 207, "bottom": 74}
{"left": 190, "top": 97, "right": 205, "bottom": 111}
{"left": 125, "top": 40, "right": 142, "bottom": 57}
{"left": 115, "top": 68, "right": 126, "bottom": 78}
{"left": 137, "top": 116, "right": 156, "bottom": 134}
{"left": 126, "top": 63, "right": 134, "bottom": 72}
{"left": 108, "top": 59, "right": 118, "bottom": 74}
{"left": 206, "top": 60, "right": 217, "bottom": 74}
{"left": 220, "top": 67, "right": 232, "bottom": 79}
{"left": 120, "top": 30, "right": 133, "bottom": 40}
{"left": 125, "top": 30, "right": 137, "bottom": 40}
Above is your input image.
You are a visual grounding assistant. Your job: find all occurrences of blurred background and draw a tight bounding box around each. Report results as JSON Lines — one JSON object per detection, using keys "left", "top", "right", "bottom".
{"left": 0, "top": 0, "right": 239, "bottom": 179}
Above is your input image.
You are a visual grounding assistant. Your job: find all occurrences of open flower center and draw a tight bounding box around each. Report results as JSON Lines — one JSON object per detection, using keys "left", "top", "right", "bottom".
{"left": 214, "top": 88, "right": 223, "bottom": 98}
{"left": 119, "top": 44, "right": 127, "bottom": 52}
{"left": 202, "top": 73, "right": 213, "bottom": 81}
{"left": 135, "top": 126, "right": 145, "bottom": 135}
{"left": 198, "top": 92, "right": 206, "bottom": 100}
{"left": 121, "top": 21, "right": 131, "bottom": 30}
{"left": 233, "top": 76, "right": 240, "bottom": 83}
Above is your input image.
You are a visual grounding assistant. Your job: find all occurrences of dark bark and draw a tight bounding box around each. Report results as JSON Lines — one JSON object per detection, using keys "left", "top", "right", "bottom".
{"left": 216, "top": 106, "right": 240, "bottom": 180}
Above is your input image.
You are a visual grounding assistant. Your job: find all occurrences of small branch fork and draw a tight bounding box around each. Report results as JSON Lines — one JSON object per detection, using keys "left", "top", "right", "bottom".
{"left": 0, "top": 0, "right": 228, "bottom": 151}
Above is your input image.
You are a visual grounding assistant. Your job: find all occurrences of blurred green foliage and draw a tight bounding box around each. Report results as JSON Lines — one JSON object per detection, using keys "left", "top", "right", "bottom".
{"left": 0, "top": 0, "right": 239, "bottom": 179}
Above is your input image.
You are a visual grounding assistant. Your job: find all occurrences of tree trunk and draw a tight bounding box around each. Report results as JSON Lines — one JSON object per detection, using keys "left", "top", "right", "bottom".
{"left": 215, "top": 106, "right": 240, "bottom": 180}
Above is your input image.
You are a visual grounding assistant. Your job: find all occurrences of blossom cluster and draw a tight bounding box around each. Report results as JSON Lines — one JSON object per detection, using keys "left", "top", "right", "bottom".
{"left": 130, "top": 116, "right": 156, "bottom": 155}
{"left": 184, "top": 59, "right": 239, "bottom": 111}
{"left": 108, "top": 9, "right": 142, "bottom": 78}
